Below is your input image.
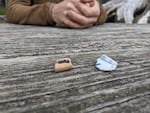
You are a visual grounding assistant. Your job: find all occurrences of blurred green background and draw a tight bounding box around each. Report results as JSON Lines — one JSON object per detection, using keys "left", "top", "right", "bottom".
{"left": 0, "top": 0, "right": 6, "bottom": 22}
{"left": 0, "top": 0, "right": 6, "bottom": 15}
{"left": 0, "top": 7, "right": 5, "bottom": 15}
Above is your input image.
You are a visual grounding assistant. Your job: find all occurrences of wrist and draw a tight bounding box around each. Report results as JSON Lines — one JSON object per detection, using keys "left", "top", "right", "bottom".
{"left": 49, "top": 3, "right": 56, "bottom": 25}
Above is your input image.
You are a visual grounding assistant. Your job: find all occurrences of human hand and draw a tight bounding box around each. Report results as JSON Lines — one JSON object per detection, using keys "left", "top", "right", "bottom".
{"left": 52, "top": 0, "right": 80, "bottom": 27}
{"left": 117, "top": 0, "right": 147, "bottom": 23}
{"left": 65, "top": 0, "right": 100, "bottom": 27}
{"left": 52, "top": 0, "right": 100, "bottom": 28}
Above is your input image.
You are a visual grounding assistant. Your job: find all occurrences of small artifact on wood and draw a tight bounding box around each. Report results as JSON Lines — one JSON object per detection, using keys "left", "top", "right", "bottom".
{"left": 54, "top": 58, "right": 73, "bottom": 72}
{"left": 96, "top": 54, "right": 118, "bottom": 71}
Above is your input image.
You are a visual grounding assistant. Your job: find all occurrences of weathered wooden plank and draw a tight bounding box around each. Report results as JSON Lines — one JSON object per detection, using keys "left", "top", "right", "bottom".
{"left": 0, "top": 23, "right": 150, "bottom": 113}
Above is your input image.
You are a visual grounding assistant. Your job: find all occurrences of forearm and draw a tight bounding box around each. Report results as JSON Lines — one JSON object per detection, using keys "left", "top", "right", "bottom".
{"left": 6, "top": 0, "right": 55, "bottom": 25}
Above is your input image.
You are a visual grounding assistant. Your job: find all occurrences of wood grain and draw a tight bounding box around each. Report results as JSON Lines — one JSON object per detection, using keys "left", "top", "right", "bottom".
{"left": 0, "top": 23, "right": 150, "bottom": 113}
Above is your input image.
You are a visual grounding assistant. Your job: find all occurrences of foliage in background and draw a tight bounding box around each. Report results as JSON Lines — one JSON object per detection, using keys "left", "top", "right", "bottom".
{"left": 0, "top": 7, "right": 5, "bottom": 15}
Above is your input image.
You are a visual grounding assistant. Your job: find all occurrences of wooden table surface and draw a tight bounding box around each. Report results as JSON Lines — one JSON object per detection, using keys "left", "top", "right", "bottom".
{"left": 0, "top": 23, "right": 150, "bottom": 113}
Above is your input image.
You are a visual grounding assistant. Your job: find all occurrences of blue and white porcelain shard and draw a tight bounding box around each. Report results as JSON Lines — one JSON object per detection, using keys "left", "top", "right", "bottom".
{"left": 96, "top": 55, "right": 118, "bottom": 71}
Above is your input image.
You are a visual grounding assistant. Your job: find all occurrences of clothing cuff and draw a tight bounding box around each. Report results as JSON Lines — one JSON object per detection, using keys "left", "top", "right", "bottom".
{"left": 48, "top": 2, "right": 56, "bottom": 25}
{"left": 95, "top": 0, "right": 107, "bottom": 25}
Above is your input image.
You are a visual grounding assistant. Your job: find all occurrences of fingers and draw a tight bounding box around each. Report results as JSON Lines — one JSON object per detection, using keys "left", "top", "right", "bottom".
{"left": 71, "top": 0, "right": 100, "bottom": 17}
{"left": 52, "top": 0, "right": 99, "bottom": 29}
{"left": 64, "top": 0, "right": 100, "bottom": 28}
{"left": 80, "top": 0, "right": 94, "bottom": 7}
{"left": 65, "top": 1, "right": 96, "bottom": 28}
{"left": 66, "top": 2, "right": 81, "bottom": 14}
{"left": 66, "top": 10, "right": 97, "bottom": 25}
{"left": 63, "top": 18, "right": 89, "bottom": 29}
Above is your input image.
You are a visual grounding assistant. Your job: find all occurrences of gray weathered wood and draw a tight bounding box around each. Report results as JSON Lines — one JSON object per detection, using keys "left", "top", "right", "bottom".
{"left": 0, "top": 23, "right": 150, "bottom": 113}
